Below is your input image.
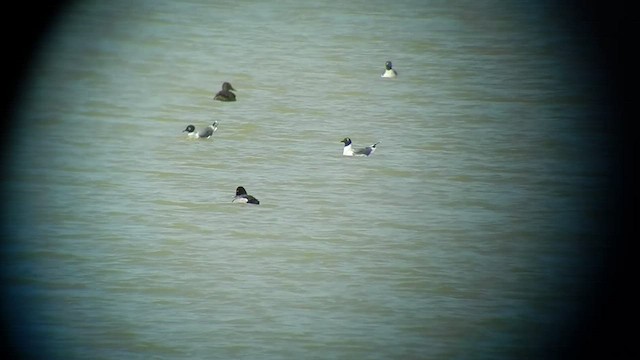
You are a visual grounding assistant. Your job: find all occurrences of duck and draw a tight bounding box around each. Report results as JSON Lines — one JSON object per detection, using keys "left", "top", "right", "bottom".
{"left": 341, "top": 137, "right": 380, "bottom": 157}
{"left": 213, "top": 82, "right": 237, "bottom": 101}
{"left": 183, "top": 122, "right": 218, "bottom": 139}
{"left": 381, "top": 60, "right": 398, "bottom": 78}
{"left": 232, "top": 186, "right": 260, "bottom": 205}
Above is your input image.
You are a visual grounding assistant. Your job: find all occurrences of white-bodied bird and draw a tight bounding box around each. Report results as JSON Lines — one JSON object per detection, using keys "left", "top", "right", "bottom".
{"left": 341, "top": 137, "right": 380, "bottom": 157}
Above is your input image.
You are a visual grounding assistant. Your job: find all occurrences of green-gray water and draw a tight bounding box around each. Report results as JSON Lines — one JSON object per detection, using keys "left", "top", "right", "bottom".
{"left": 2, "top": 0, "right": 616, "bottom": 359}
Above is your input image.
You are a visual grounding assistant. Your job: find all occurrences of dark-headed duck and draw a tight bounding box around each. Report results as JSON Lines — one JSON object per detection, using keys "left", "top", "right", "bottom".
{"left": 213, "top": 82, "right": 237, "bottom": 101}
{"left": 232, "top": 186, "right": 259, "bottom": 204}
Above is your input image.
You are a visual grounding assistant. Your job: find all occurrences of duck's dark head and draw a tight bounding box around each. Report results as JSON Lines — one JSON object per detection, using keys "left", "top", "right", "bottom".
{"left": 385, "top": 61, "right": 393, "bottom": 70}
{"left": 341, "top": 137, "right": 352, "bottom": 145}
{"left": 235, "top": 186, "right": 248, "bottom": 196}
{"left": 222, "top": 82, "right": 236, "bottom": 91}
{"left": 183, "top": 125, "right": 195, "bottom": 132}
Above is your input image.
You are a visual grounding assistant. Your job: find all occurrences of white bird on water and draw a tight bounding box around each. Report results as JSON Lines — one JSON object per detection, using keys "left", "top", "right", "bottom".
{"left": 340, "top": 137, "right": 380, "bottom": 157}
{"left": 183, "top": 121, "right": 219, "bottom": 139}
{"left": 381, "top": 60, "right": 398, "bottom": 78}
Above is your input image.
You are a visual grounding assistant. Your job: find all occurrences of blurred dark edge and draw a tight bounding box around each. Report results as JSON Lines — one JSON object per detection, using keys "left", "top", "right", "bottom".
{"left": 0, "top": 0, "right": 632, "bottom": 359}
{"left": 1, "top": 1, "right": 72, "bottom": 359}
{"left": 1, "top": 0, "right": 76, "bottom": 168}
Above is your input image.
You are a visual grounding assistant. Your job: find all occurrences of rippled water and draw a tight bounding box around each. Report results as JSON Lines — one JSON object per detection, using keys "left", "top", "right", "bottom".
{"left": 2, "top": 0, "right": 615, "bottom": 359}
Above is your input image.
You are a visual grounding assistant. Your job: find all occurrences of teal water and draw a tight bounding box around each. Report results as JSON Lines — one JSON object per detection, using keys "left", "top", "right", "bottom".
{"left": 3, "top": 0, "right": 613, "bottom": 359}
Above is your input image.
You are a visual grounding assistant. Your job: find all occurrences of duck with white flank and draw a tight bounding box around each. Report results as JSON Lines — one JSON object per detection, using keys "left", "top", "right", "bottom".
{"left": 183, "top": 121, "right": 219, "bottom": 139}
{"left": 381, "top": 60, "right": 398, "bottom": 78}
{"left": 213, "top": 82, "right": 237, "bottom": 101}
{"left": 340, "top": 137, "right": 380, "bottom": 157}
{"left": 232, "top": 186, "right": 260, "bottom": 205}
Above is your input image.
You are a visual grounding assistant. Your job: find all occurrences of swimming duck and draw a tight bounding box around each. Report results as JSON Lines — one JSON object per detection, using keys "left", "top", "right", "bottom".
{"left": 381, "top": 61, "right": 398, "bottom": 78}
{"left": 341, "top": 137, "right": 380, "bottom": 157}
{"left": 213, "top": 82, "right": 237, "bottom": 101}
{"left": 183, "top": 122, "right": 218, "bottom": 139}
{"left": 232, "top": 186, "right": 260, "bottom": 204}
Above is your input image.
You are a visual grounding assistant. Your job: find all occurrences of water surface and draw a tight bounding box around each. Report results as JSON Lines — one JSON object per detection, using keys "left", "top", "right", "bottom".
{"left": 2, "top": 1, "right": 614, "bottom": 359}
